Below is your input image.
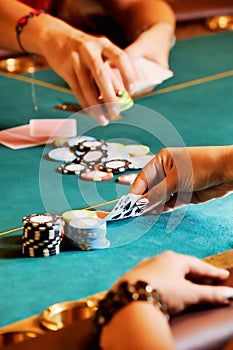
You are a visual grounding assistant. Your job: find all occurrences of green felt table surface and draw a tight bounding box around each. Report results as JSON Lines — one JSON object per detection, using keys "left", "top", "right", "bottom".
{"left": 0, "top": 31, "right": 233, "bottom": 328}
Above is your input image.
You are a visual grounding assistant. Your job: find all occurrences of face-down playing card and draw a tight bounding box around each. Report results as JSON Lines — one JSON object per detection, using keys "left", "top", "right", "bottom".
{"left": 105, "top": 193, "right": 150, "bottom": 221}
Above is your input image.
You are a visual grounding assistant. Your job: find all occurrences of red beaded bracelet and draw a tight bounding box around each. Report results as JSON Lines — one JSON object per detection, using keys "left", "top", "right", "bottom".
{"left": 16, "top": 9, "right": 45, "bottom": 53}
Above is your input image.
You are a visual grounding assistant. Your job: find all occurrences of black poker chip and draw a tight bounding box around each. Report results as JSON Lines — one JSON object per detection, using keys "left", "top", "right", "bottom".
{"left": 99, "top": 159, "right": 131, "bottom": 174}
{"left": 22, "top": 245, "right": 60, "bottom": 257}
{"left": 57, "top": 161, "right": 87, "bottom": 175}
{"left": 22, "top": 213, "right": 62, "bottom": 228}
{"left": 70, "top": 140, "right": 107, "bottom": 155}
{"left": 22, "top": 234, "right": 61, "bottom": 245}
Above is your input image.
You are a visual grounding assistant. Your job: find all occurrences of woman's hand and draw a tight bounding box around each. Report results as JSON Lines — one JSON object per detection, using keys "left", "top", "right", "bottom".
{"left": 114, "top": 250, "right": 233, "bottom": 315}
{"left": 130, "top": 146, "right": 233, "bottom": 213}
{"left": 125, "top": 22, "right": 174, "bottom": 68}
{"left": 39, "top": 16, "right": 135, "bottom": 125}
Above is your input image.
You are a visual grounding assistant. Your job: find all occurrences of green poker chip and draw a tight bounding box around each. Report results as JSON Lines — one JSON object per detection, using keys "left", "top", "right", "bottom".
{"left": 117, "top": 91, "right": 134, "bottom": 112}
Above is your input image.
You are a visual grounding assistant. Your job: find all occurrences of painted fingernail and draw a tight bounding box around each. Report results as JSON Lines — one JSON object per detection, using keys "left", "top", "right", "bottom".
{"left": 129, "top": 84, "right": 135, "bottom": 94}
{"left": 136, "top": 198, "right": 150, "bottom": 210}
{"left": 222, "top": 289, "right": 233, "bottom": 300}
{"left": 110, "top": 106, "right": 120, "bottom": 117}
{"left": 98, "top": 115, "right": 109, "bottom": 126}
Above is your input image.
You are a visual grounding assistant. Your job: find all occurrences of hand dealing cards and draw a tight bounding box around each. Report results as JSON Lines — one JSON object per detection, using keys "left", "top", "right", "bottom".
{"left": 105, "top": 193, "right": 150, "bottom": 221}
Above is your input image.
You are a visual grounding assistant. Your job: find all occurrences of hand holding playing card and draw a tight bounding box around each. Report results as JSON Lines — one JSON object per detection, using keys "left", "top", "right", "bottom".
{"left": 105, "top": 193, "right": 150, "bottom": 221}
{"left": 109, "top": 56, "right": 173, "bottom": 97}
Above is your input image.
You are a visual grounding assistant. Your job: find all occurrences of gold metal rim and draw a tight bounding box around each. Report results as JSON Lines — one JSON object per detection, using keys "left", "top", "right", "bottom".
{"left": 0, "top": 330, "right": 39, "bottom": 346}
{"left": 39, "top": 298, "right": 99, "bottom": 331}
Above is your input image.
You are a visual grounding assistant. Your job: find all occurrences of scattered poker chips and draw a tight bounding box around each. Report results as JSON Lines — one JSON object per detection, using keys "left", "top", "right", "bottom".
{"left": 80, "top": 170, "right": 113, "bottom": 182}
{"left": 117, "top": 173, "right": 138, "bottom": 185}
{"left": 22, "top": 213, "right": 64, "bottom": 258}
{"left": 48, "top": 135, "right": 152, "bottom": 183}
{"left": 99, "top": 159, "right": 131, "bottom": 174}
{"left": 65, "top": 217, "right": 110, "bottom": 250}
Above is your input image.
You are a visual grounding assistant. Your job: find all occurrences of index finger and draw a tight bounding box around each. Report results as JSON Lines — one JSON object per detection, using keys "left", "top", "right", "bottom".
{"left": 104, "top": 46, "right": 135, "bottom": 93}
{"left": 130, "top": 156, "right": 163, "bottom": 195}
{"left": 180, "top": 254, "right": 230, "bottom": 281}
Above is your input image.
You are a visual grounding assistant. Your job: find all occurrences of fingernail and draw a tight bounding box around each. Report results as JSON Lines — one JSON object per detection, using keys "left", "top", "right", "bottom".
{"left": 222, "top": 289, "right": 233, "bottom": 300}
{"left": 98, "top": 115, "right": 109, "bottom": 126}
{"left": 110, "top": 106, "right": 120, "bottom": 117}
{"left": 129, "top": 84, "right": 135, "bottom": 94}
{"left": 136, "top": 198, "right": 150, "bottom": 210}
{"left": 110, "top": 114, "right": 122, "bottom": 121}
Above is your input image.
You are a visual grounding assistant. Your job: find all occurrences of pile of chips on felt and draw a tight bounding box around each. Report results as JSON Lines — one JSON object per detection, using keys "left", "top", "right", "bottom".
{"left": 62, "top": 210, "right": 110, "bottom": 251}
{"left": 22, "top": 213, "right": 64, "bottom": 257}
{"left": 47, "top": 135, "right": 153, "bottom": 184}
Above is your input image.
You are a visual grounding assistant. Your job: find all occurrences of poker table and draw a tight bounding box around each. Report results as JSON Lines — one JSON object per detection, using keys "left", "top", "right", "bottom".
{"left": 0, "top": 30, "right": 233, "bottom": 338}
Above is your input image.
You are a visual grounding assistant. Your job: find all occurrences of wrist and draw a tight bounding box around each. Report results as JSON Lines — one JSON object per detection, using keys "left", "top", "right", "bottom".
{"left": 92, "top": 280, "right": 169, "bottom": 344}
{"left": 222, "top": 145, "right": 233, "bottom": 182}
{"left": 16, "top": 11, "right": 51, "bottom": 55}
{"left": 100, "top": 302, "right": 171, "bottom": 350}
{"left": 135, "top": 22, "right": 175, "bottom": 48}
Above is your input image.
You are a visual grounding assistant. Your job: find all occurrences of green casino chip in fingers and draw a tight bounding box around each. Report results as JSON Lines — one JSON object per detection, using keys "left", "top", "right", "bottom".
{"left": 117, "top": 90, "right": 134, "bottom": 112}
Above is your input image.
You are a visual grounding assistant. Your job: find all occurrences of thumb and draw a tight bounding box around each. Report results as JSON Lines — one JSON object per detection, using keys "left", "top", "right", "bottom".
{"left": 143, "top": 169, "right": 178, "bottom": 209}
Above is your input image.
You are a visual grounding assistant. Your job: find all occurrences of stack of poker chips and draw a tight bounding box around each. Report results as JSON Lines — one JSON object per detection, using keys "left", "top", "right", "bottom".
{"left": 64, "top": 217, "right": 110, "bottom": 251}
{"left": 61, "top": 209, "right": 98, "bottom": 237}
{"left": 22, "top": 213, "right": 64, "bottom": 258}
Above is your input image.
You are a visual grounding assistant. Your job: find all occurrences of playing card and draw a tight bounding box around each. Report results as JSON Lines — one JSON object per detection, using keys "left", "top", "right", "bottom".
{"left": 109, "top": 57, "right": 173, "bottom": 96}
{"left": 105, "top": 193, "right": 147, "bottom": 221}
{"left": 0, "top": 125, "right": 55, "bottom": 149}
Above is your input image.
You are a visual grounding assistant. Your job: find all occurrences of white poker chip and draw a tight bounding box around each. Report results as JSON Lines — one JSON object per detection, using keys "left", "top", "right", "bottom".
{"left": 117, "top": 173, "right": 138, "bottom": 185}
{"left": 48, "top": 147, "right": 76, "bottom": 162}
{"left": 82, "top": 150, "right": 107, "bottom": 163}
{"left": 80, "top": 170, "right": 113, "bottom": 182}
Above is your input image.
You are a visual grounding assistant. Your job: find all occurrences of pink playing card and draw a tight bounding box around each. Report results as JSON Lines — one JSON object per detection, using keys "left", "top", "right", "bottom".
{"left": 0, "top": 125, "right": 55, "bottom": 149}
{"left": 29, "top": 118, "right": 77, "bottom": 137}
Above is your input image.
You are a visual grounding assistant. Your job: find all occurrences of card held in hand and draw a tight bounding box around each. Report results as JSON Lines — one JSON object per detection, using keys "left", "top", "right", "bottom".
{"left": 105, "top": 193, "right": 149, "bottom": 221}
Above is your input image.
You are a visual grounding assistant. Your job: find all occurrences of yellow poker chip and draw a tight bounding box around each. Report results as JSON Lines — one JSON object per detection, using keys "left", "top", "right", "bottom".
{"left": 80, "top": 170, "right": 113, "bottom": 182}
{"left": 61, "top": 210, "right": 98, "bottom": 222}
{"left": 117, "top": 173, "right": 138, "bottom": 185}
{"left": 53, "top": 137, "right": 69, "bottom": 148}
{"left": 124, "top": 144, "right": 150, "bottom": 157}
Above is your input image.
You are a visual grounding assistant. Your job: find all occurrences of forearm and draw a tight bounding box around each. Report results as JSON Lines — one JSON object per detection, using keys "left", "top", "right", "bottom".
{"left": 0, "top": 0, "right": 72, "bottom": 55}
{"left": 100, "top": 302, "right": 175, "bottom": 350}
{"left": 98, "top": 0, "right": 175, "bottom": 41}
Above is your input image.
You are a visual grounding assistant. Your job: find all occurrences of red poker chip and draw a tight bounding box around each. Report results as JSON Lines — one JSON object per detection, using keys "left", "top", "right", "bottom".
{"left": 117, "top": 173, "right": 138, "bottom": 185}
{"left": 80, "top": 170, "right": 113, "bottom": 182}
